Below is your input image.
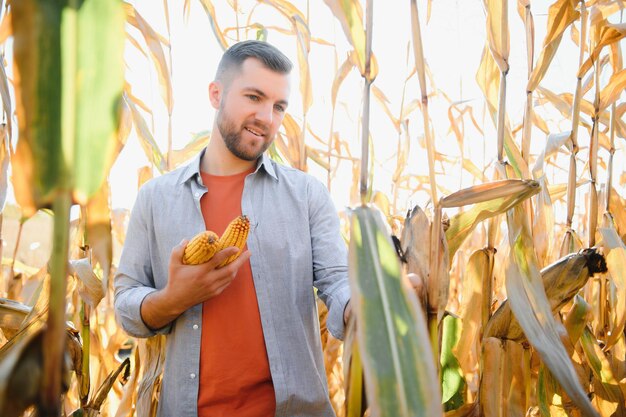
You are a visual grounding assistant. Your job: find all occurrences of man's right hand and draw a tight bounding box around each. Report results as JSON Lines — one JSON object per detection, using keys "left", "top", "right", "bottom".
{"left": 140, "top": 240, "right": 251, "bottom": 331}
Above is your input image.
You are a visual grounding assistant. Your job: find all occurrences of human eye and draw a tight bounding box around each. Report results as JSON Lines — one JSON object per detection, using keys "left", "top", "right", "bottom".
{"left": 246, "top": 94, "right": 260, "bottom": 102}
{"left": 274, "top": 104, "right": 286, "bottom": 113}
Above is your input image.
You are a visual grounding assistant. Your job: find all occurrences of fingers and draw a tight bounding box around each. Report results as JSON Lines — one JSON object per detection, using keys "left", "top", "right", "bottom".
{"left": 170, "top": 239, "right": 189, "bottom": 263}
{"left": 205, "top": 247, "right": 240, "bottom": 269}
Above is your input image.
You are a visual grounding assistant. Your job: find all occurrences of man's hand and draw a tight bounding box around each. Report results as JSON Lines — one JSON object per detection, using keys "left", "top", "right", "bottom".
{"left": 343, "top": 300, "right": 352, "bottom": 325}
{"left": 140, "top": 240, "right": 251, "bottom": 330}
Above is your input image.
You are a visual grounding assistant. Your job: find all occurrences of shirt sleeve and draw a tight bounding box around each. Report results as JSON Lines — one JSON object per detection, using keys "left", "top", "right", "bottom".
{"left": 308, "top": 178, "right": 351, "bottom": 341}
{"left": 114, "top": 184, "right": 173, "bottom": 338}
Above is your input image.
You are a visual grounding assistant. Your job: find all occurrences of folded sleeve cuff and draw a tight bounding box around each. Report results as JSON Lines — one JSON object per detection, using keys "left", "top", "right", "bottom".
{"left": 326, "top": 284, "right": 351, "bottom": 341}
{"left": 115, "top": 286, "right": 173, "bottom": 338}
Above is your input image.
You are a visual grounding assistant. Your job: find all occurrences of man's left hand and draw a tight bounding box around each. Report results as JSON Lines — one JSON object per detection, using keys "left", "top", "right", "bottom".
{"left": 343, "top": 300, "right": 352, "bottom": 325}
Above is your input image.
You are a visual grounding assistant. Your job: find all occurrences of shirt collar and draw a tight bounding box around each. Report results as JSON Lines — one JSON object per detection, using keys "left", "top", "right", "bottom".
{"left": 178, "top": 147, "right": 278, "bottom": 184}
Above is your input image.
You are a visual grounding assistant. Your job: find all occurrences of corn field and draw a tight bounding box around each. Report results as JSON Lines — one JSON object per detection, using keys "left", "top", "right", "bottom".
{"left": 0, "top": 0, "right": 625, "bottom": 416}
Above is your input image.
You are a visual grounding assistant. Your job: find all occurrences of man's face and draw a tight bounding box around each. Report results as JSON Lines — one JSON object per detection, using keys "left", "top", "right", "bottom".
{"left": 214, "top": 58, "right": 291, "bottom": 161}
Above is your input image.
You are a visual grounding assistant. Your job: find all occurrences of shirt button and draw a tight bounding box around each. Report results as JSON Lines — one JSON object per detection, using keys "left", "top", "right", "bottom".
{"left": 192, "top": 324, "right": 199, "bottom": 330}
{"left": 190, "top": 373, "right": 196, "bottom": 379}
{"left": 194, "top": 192, "right": 200, "bottom": 198}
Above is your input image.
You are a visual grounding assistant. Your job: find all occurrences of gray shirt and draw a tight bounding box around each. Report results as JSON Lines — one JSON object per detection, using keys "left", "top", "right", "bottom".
{"left": 114, "top": 150, "right": 350, "bottom": 417}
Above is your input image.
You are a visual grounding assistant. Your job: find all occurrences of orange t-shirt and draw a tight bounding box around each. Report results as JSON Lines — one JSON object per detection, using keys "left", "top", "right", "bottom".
{"left": 197, "top": 169, "right": 275, "bottom": 417}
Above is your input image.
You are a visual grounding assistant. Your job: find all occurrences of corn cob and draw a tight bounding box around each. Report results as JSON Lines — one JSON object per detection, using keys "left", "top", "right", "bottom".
{"left": 182, "top": 231, "right": 220, "bottom": 265}
{"left": 483, "top": 248, "right": 607, "bottom": 342}
{"left": 216, "top": 215, "right": 250, "bottom": 267}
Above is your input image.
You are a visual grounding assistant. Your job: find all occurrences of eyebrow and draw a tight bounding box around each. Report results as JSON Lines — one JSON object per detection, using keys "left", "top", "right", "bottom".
{"left": 243, "top": 87, "right": 289, "bottom": 108}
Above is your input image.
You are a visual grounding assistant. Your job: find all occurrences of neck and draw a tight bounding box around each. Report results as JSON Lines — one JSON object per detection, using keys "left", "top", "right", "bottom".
{"left": 201, "top": 131, "right": 257, "bottom": 175}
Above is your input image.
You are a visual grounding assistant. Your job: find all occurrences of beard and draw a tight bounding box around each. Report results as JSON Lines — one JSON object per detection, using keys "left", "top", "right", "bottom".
{"left": 216, "top": 107, "right": 272, "bottom": 162}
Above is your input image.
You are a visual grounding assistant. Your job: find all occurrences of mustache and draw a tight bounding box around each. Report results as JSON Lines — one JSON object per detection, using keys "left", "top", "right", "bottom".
{"left": 244, "top": 120, "right": 270, "bottom": 136}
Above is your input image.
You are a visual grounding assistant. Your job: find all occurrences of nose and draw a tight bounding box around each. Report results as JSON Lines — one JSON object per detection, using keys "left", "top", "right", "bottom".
{"left": 255, "top": 103, "right": 273, "bottom": 126}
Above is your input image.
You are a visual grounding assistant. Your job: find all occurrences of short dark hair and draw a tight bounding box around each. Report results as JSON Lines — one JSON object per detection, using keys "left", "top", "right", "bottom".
{"left": 215, "top": 40, "right": 293, "bottom": 83}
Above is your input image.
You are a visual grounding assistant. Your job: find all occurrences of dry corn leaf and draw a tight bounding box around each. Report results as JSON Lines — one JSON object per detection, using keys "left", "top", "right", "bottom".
{"left": 527, "top": 0, "right": 579, "bottom": 92}
{"left": 196, "top": 0, "right": 229, "bottom": 50}
{"left": 372, "top": 85, "right": 400, "bottom": 132}
{"left": 124, "top": 94, "right": 166, "bottom": 173}
{"left": 581, "top": 327, "right": 626, "bottom": 413}
{"left": 590, "top": 1, "right": 626, "bottom": 27}
{"left": 475, "top": 45, "right": 529, "bottom": 178}
{"left": 294, "top": 15, "right": 312, "bottom": 115}
{"left": 0, "top": 319, "right": 46, "bottom": 417}
{"left": 170, "top": 131, "right": 209, "bottom": 168}
{"left": 0, "top": 299, "right": 30, "bottom": 337}
{"left": 400, "top": 205, "right": 430, "bottom": 307}
{"left": 69, "top": 258, "right": 104, "bottom": 310}
{"left": 0, "top": 125, "right": 10, "bottom": 212}
{"left": 453, "top": 249, "right": 490, "bottom": 387}
{"left": 599, "top": 68, "right": 626, "bottom": 111}
{"left": 85, "top": 358, "right": 131, "bottom": 413}
{"left": 501, "top": 204, "right": 600, "bottom": 417}
{"left": 599, "top": 227, "right": 626, "bottom": 351}
{"left": 445, "top": 180, "right": 539, "bottom": 259}
{"left": 124, "top": 3, "right": 173, "bottom": 114}
{"left": 0, "top": 60, "right": 12, "bottom": 146}
{"left": 0, "top": 8, "right": 11, "bottom": 44}
{"left": 114, "top": 348, "right": 140, "bottom": 417}
{"left": 533, "top": 177, "right": 556, "bottom": 268}
{"left": 135, "top": 335, "right": 166, "bottom": 417}
{"left": 331, "top": 53, "right": 356, "bottom": 108}
{"left": 125, "top": 166, "right": 147, "bottom": 198}
{"left": 578, "top": 23, "right": 626, "bottom": 77}
{"left": 484, "top": 0, "right": 510, "bottom": 73}
{"left": 441, "top": 179, "right": 538, "bottom": 208}
{"left": 609, "top": 40, "right": 623, "bottom": 74}
{"left": 274, "top": 113, "right": 302, "bottom": 168}
{"left": 323, "top": 0, "right": 367, "bottom": 78}
{"left": 85, "top": 181, "right": 113, "bottom": 290}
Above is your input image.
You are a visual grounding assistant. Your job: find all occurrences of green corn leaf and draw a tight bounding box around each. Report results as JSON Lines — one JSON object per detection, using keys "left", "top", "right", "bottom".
{"left": 11, "top": 0, "right": 125, "bottom": 216}
{"left": 349, "top": 206, "right": 442, "bottom": 417}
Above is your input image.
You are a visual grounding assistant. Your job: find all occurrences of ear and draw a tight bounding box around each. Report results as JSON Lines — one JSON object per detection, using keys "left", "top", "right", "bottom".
{"left": 208, "top": 81, "right": 222, "bottom": 109}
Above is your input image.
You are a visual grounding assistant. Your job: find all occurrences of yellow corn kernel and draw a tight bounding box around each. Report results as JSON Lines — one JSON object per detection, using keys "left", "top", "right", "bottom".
{"left": 217, "top": 215, "right": 250, "bottom": 267}
{"left": 182, "top": 231, "right": 219, "bottom": 265}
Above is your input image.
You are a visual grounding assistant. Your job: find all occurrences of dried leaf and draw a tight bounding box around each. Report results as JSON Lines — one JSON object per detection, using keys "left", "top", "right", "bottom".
{"left": 599, "top": 227, "right": 626, "bottom": 351}
{"left": 527, "top": 0, "right": 579, "bottom": 91}
{"left": 579, "top": 23, "right": 626, "bottom": 77}
{"left": 501, "top": 204, "right": 601, "bottom": 417}
{"left": 323, "top": 0, "right": 367, "bottom": 76}
{"left": 124, "top": 3, "right": 173, "bottom": 113}
{"left": 69, "top": 258, "right": 104, "bottom": 310}
{"left": 599, "top": 68, "right": 626, "bottom": 111}
{"left": 86, "top": 181, "right": 112, "bottom": 290}
{"left": 124, "top": 94, "right": 166, "bottom": 173}
{"left": 445, "top": 180, "right": 539, "bottom": 259}
{"left": 484, "top": 0, "right": 510, "bottom": 73}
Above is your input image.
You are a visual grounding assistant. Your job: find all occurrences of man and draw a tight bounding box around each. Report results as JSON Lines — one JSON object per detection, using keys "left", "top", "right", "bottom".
{"left": 114, "top": 40, "right": 351, "bottom": 417}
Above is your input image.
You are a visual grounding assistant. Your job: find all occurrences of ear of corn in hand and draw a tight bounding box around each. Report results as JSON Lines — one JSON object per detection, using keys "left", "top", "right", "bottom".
{"left": 182, "top": 231, "right": 220, "bottom": 265}
{"left": 181, "top": 215, "right": 250, "bottom": 266}
{"left": 216, "top": 215, "right": 250, "bottom": 267}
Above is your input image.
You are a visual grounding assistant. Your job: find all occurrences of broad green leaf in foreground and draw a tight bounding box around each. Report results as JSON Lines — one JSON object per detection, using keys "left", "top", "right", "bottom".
{"left": 349, "top": 206, "right": 441, "bottom": 417}
{"left": 11, "top": 0, "right": 125, "bottom": 215}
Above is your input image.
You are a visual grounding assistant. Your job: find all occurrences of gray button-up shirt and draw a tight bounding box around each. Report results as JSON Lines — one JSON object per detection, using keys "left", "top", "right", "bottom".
{"left": 114, "top": 150, "right": 350, "bottom": 417}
